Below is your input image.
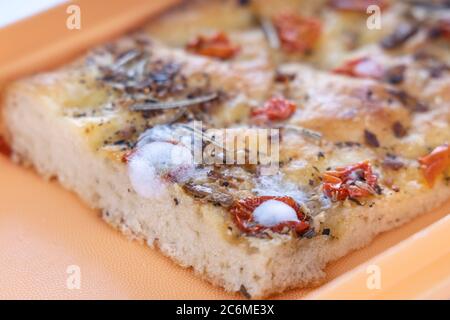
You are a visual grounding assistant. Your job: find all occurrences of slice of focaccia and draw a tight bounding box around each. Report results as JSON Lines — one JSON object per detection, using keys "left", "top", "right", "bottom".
{"left": 2, "top": 0, "right": 450, "bottom": 298}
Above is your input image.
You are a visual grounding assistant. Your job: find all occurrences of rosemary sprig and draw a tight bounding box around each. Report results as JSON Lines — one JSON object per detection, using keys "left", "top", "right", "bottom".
{"left": 129, "top": 93, "right": 218, "bottom": 111}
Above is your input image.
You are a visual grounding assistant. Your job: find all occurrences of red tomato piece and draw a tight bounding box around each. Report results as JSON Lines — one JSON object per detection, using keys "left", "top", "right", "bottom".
{"left": 431, "top": 19, "right": 450, "bottom": 40}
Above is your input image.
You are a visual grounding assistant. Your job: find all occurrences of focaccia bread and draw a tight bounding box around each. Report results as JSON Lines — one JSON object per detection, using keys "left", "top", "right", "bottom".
{"left": 2, "top": 0, "right": 450, "bottom": 298}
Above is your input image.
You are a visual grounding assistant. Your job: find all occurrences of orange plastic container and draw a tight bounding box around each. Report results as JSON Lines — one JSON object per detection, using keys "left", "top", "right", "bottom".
{"left": 0, "top": 0, "right": 449, "bottom": 299}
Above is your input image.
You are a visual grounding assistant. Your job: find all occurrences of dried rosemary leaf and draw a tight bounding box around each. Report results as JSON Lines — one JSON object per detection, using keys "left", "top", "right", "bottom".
{"left": 129, "top": 93, "right": 218, "bottom": 111}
